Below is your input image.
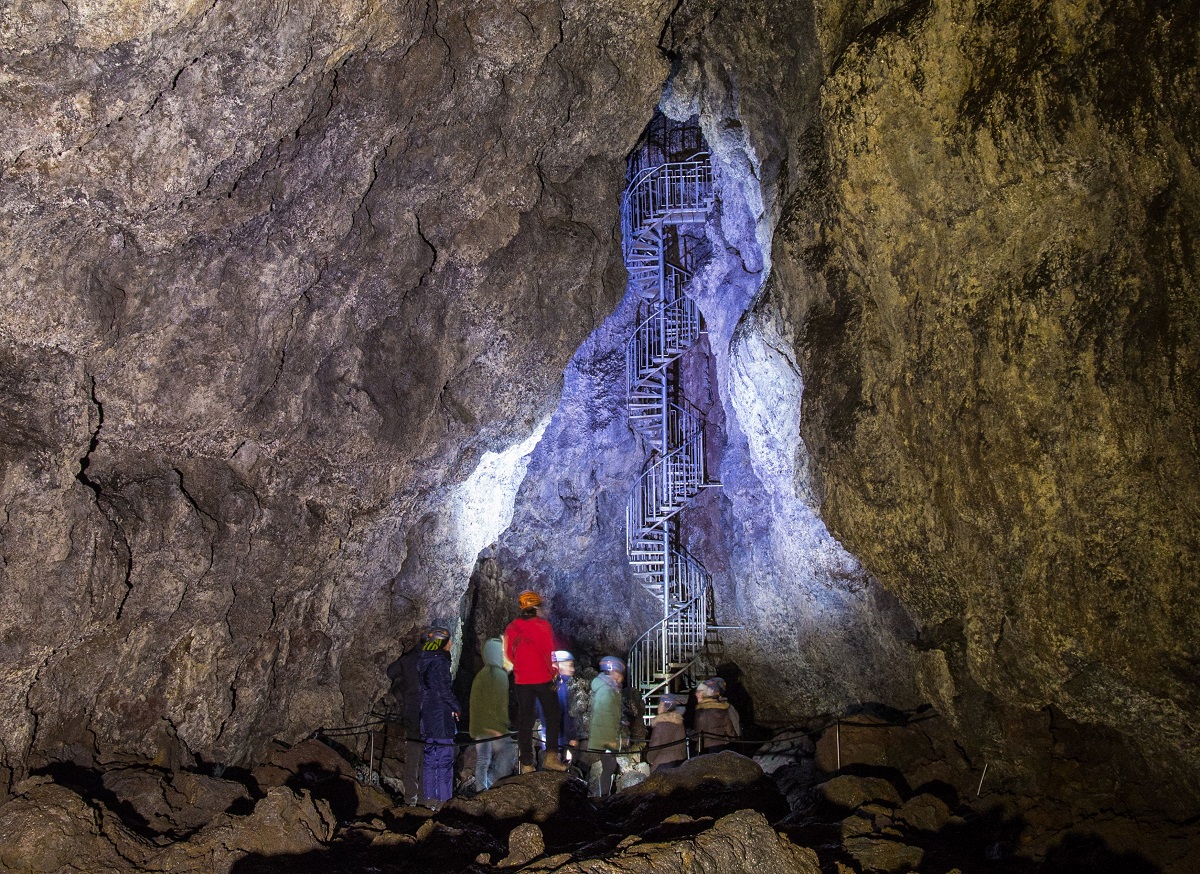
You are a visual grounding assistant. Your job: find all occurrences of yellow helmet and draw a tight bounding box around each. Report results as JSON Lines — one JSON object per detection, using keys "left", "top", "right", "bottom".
{"left": 518, "top": 590, "right": 542, "bottom": 610}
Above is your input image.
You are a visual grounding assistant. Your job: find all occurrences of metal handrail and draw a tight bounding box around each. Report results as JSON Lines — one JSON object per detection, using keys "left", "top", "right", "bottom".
{"left": 621, "top": 155, "right": 714, "bottom": 260}
{"left": 621, "top": 147, "right": 717, "bottom": 724}
{"left": 625, "top": 295, "right": 703, "bottom": 396}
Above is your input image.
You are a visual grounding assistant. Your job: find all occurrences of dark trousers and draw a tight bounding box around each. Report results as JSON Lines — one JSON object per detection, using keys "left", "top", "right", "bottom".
{"left": 423, "top": 738, "right": 455, "bottom": 802}
{"left": 598, "top": 751, "right": 618, "bottom": 796}
{"left": 404, "top": 737, "right": 424, "bottom": 802}
{"left": 516, "top": 682, "right": 561, "bottom": 767}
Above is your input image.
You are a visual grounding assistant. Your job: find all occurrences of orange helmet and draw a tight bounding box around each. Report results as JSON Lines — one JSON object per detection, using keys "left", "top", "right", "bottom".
{"left": 518, "top": 590, "right": 542, "bottom": 610}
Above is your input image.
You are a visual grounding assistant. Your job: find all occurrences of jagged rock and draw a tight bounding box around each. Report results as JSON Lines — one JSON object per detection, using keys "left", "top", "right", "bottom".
{"left": 446, "top": 770, "right": 595, "bottom": 838}
{"left": 97, "top": 766, "right": 253, "bottom": 836}
{"left": 755, "top": 730, "right": 816, "bottom": 775}
{"left": 606, "top": 752, "right": 789, "bottom": 831}
{"left": 842, "top": 837, "right": 924, "bottom": 873}
{"left": 145, "top": 786, "right": 335, "bottom": 871}
{"left": 499, "top": 822, "right": 545, "bottom": 867}
{"left": 0, "top": 778, "right": 144, "bottom": 872}
{"left": 513, "top": 809, "right": 819, "bottom": 874}
{"left": 818, "top": 775, "right": 903, "bottom": 810}
{"left": 840, "top": 813, "right": 875, "bottom": 839}
{"left": 895, "top": 794, "right": 952, "bottom": 833}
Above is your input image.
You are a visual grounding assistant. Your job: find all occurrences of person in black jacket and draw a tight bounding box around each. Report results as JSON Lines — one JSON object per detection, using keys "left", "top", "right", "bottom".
{"left": 418, "top": 626, "right": 462, "bottom": 805}
{"left": 388, "top": 634, "right": 426, "bottom": 804}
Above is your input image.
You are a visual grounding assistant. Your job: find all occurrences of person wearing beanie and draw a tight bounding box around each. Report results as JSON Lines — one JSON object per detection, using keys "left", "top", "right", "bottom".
{"left": 418, "top": 627, "right": 462, "bottom": 806}
{"left": 646, "top": 693, "right": 687, "bottom": 771}
{"left": 588, "top": 655, "right": 625, "bottom": 796}
{"left": 504, "top": 590, "right": 567, "bottom": 774}
{"left": 694, "top": 677, "right": 741, "bottom": 754}
{"left": 469, "top": 637, "right": 516, "bottom": 790}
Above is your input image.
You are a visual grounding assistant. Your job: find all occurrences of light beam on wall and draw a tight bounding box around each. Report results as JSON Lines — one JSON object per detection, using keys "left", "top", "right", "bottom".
{"left": 452, "top": 417, "right": 550, "bottom": 566}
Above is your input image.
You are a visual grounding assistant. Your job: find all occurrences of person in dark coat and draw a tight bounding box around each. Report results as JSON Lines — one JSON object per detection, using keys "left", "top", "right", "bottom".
{"left": 419, "top": 627, "right": 462, "bottom": 805}
{"left": 388, "top": 634, "right": 426, "bottom": 804}
{"left": 646, "top": 693, "right": 687, "bottom": 771}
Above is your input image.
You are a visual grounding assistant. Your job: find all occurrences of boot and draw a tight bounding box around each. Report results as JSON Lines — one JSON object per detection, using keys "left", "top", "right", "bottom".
{"left": 520, "top": 763, "right": 536, "bottom": 775}
{"left": 542, "top": 751, "right": 568, "bottom": 772}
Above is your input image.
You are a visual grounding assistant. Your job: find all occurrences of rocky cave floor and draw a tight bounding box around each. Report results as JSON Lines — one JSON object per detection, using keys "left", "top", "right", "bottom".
{"left": 2, "top": 709, "right": 1197, "bottom": 874}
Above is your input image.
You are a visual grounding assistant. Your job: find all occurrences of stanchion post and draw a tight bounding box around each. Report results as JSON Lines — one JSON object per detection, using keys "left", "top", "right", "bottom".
{"left": 836, "top": 719, "right": 841, "bottom": 771}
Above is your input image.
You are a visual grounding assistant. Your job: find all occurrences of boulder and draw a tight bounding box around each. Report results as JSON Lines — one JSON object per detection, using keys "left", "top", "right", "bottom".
{"left": 145, "top": 786, "right": 334, "bottom": 871}
{"left": 445, "top": 770, "right": 595, "bottom": 845}
{"left": 606, "top": 752, "right": 789, "bottom": 831}
{"left": 499, "top": 822, "right": 545, "bottom": 868}
{"left": 512, "top": 810, "right": 820, "bottom": 874}
{"left": 843, "top": 837, "right": 924, "bottom": 873}
{"left": 818, "top": 775, "right": 903, "bottom": 810}
{"left": 0, "top": 779, "right": 146, "bottom": 873}
{"left": 755, "top": 730, "right": 816, "bottom": 775}
{"left": 895, "top": 794, "right": 952, "bottom": 833}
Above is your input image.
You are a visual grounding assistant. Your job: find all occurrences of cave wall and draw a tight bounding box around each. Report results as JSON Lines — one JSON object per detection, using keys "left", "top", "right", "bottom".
{"left": 771, "top": 0, "right": 1200, "bottom": 806}
{"left": 0, "top": 0, "right": 678, "bottom": 785}
{"left": 2, "top": 0, "right": 1197, "bottom": 819}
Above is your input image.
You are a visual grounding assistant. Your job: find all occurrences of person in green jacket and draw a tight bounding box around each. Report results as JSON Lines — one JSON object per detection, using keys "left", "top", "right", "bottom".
{"left": 587, "top": 655, "right": 625, "bottom": 797}
{"left": 469, "top": 638, "right": 516, "bottom": 790}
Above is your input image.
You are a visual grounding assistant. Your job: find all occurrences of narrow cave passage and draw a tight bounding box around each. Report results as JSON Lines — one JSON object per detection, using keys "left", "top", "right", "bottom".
{"left": 453, "top": 96, "right": 923, "bottom": 744}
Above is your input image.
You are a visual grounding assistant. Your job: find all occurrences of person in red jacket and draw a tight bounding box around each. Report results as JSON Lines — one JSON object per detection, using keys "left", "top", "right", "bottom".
{"left": 504, "top": 590, "right": 568, "bottom": 773}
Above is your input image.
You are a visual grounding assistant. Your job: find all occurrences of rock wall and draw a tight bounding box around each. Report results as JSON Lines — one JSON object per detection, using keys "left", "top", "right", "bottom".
{"left": 770, "top": 0, "right": 1200, "bottom": 807}
{"left": 0, "top": 0, "right": 678, "bottom": 785}
{"left": 2, "top": 0, "right": 1198, "bottom": 822}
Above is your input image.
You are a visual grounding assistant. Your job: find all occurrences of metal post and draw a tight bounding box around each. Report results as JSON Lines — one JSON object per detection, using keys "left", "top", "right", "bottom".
{"left": 836, "top": 720, "right": 841, "bottom": 771}
{"left": 977, "top": 763, "right": 988, "bottom": 796}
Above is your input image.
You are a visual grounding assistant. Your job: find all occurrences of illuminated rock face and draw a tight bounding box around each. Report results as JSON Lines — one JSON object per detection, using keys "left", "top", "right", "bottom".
{"left": 2, "top": 0, "right": 1199, "bottom": 827}
{"left": 0, "top": 1, "right": 671, "bottom": 783}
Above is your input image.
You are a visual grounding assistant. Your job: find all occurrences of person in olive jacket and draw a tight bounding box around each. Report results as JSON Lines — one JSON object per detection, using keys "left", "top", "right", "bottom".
{"left": 418, "top": 627, "right": 462, "bottom": 806}
{"left": 588, "top": 655, "right": 625, "bottom": 796}
{"left": 469, "top": 637, "right": 516, "bottom": 790}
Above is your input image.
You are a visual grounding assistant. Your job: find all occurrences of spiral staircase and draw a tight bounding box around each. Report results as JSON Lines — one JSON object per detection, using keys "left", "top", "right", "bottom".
{"left": 621, "top": 150, "right": 720, "bottom": 722}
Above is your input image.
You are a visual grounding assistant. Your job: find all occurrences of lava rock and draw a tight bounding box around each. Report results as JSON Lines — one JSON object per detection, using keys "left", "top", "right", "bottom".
{"left": 755, "top": 730, "right": 816, "bottom": 775}
{"left": 499, "top": 822, "right": 545, "bottom": 867}
{"left": 842, "top": 836, "right": 924, "bottom": 873}
{"left": 605, "top": 751, "right": 789, "bottom": 831}
{"left": 818, "top": 775, "right": 903, "bottom": 811}
{"left": 895, "top": 793, "right": 952, "bottom": 833}
{"left": 521, "top": 809, "right": 820, "bottom": 874}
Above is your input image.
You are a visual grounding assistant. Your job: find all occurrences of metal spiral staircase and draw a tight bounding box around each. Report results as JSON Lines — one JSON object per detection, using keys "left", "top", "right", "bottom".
{"left": 621, "top": 149, "right": 719, "bottom": 722}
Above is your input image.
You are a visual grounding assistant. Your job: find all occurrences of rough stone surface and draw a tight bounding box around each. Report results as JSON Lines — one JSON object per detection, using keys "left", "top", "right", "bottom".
{"left": 818, "top": 775, "right": 903, "bottom": 810}
{"left": 780, "top": 0, "right": 1200, "bottom": 810}
{"left": 500, "top": 821, "right": 545, "bottom": 868}
{"left": 538, "top": 809, "right": 821, "bottom": 874}
{"left": 0, "top": 0, "right": 674, "bottom": 786}
{"left": 1, "top": 0, "right": 1198, "bottom": 860}
{"left": 895, "top": 793, "right": 952, "bottom": 833}
{"left": 843, "top": 836, "right": 925, "bottom": 873}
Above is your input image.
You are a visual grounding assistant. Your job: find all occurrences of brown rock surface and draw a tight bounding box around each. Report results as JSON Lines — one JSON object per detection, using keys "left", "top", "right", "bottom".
{"left": 818, "top": 774, "right": 903, "bottom": 810}
{"left": 1, "top": 0, "right": 1198, "bottom": 859}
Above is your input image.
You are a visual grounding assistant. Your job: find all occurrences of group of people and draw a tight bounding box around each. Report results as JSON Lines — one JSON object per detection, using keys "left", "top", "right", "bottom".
{"left": 391, "top": 590, "right": 741, "bottom": 807}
